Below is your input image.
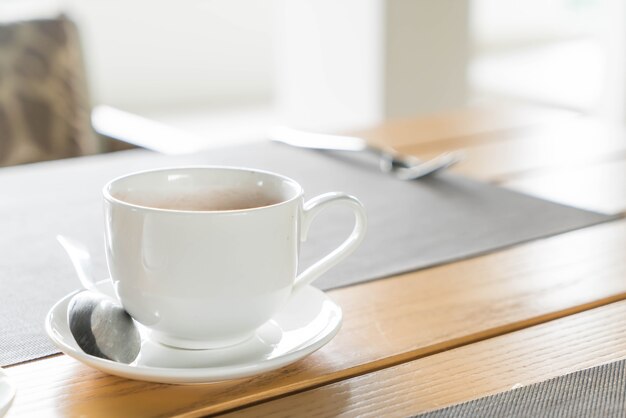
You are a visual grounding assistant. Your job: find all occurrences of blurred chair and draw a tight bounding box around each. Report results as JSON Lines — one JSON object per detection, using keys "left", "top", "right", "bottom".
{"left": 0, "top": 14, "right": 132, "bottom": 167}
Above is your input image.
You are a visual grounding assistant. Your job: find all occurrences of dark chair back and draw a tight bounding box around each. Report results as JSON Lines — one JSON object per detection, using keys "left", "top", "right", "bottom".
{"left": 0, "top": 15, "right": 98, "bottom": 166}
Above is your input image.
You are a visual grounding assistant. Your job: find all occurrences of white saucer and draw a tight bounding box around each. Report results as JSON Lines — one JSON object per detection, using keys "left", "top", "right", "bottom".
{"left": 0, "top": 368, "right": 15, "bottom": 417}
{"left": 45, "top": 281, "right": 342, "bottom": 384}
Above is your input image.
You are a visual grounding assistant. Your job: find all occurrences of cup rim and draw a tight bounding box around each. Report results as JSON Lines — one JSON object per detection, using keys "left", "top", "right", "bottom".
{"left": 102, "top": 165, "right": 304, "bottom": 214}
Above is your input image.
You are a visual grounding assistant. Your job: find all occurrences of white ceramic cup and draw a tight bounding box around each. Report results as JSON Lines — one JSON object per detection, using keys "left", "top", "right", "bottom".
{"left": 103, "top": 166, "right": 367, "bottom": 349}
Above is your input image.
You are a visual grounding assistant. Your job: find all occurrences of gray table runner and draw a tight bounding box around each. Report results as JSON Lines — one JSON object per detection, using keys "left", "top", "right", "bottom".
{"left": 415, "top": 359, "right": 626, "bottom": 418}
{"left": 0, "top": 142, "right": 615, "bottom": 366}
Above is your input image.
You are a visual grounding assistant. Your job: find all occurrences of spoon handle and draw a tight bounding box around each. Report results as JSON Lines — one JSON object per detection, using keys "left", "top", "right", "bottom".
{"left": 56, "top": 235, "right": 99, "bottom": 293}
{"left": 268, "top": 126, "right": 415, "bottom": 173}
{"left": 269, "top": 126, "right": 369, "bottom": 152}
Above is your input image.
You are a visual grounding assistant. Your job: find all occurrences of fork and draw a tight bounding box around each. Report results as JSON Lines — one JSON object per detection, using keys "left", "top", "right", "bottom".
{"left": 268, "top": 127, "right": 463, "bottom": 180}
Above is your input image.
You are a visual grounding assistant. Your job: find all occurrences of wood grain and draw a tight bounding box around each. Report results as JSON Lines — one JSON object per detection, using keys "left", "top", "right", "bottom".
{"left": 224, "top": 300, "right": 626, "bottom": 418}
{"left": 395, "top": 118, "right": 626, "bottom": 183}
{"left": 6, "top": 219, "right": 626, "bottom": 417}
{"left": 5, "top": 106, "right": 623, "bottom": 417}
{"left": 390, "top": 115, "right": 626, "bottom": 216}
{"left": 352, "top": 104, "right": 576, "bottom": 148}
{"left": 503, "top": 156, "right": 626, "bottom": 216}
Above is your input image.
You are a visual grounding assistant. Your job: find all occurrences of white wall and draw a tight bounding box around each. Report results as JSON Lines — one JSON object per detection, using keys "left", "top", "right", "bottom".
{"left": 274, "top": 0, "right": 470, "bottom": 132}
{"left": 274, "top": 0, "right": 385, "bottom": 132}
{"left": 65, "top": 0, "right": 274, "bottom": 112}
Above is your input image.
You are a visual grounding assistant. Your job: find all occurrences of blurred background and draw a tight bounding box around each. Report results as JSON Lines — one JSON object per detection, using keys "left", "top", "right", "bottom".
{"left": 1, "top": 0, "right": 625, "bottom": 152}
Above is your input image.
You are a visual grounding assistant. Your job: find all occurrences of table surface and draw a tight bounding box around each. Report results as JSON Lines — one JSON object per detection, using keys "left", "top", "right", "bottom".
{"left": 5, "top": 105, "right": 626, "bottom": 417}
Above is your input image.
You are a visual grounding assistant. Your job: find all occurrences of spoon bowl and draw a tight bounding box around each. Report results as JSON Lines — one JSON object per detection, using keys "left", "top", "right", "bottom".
{"left": 68, "top": 291, "right": 140, "bottom": 363}
{"left": 57, "top": 235, "right": 141, "bottom": 364}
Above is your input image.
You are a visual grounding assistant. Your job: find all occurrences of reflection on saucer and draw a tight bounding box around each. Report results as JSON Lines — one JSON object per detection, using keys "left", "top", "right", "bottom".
{"left": 45, "top": 281, "right": 342, "bottom": 384}
{"left": 0, "top": 368, "right": 15, "bottom": 416}
{"left": 136, "top": 320, "right": 283, "bottom": 369}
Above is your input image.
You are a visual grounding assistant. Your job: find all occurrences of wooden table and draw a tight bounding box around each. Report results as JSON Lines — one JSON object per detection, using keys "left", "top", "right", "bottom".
{"left": 5, "top": 105, "right": 626, "bottom": 417}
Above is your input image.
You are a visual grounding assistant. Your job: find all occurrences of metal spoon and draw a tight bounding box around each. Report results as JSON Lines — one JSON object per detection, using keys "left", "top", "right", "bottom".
{"left": 57, "top": 235, "right": 141, "bottom": 364}
{"left": 269, "top": 126, "right": 464, "bottom": 180}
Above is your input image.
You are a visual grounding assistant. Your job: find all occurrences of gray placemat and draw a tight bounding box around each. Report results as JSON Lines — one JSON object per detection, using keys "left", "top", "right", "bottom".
{"left": 415, "top": 359, "right": 626, "bottom": 417}
{"left": 0, "top": 142, "right": 615, "bottom": 366}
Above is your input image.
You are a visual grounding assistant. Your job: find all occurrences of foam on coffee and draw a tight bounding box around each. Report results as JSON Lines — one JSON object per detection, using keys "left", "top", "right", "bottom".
{"left": 113, "top": 187, "right": 283, "bottom": 211}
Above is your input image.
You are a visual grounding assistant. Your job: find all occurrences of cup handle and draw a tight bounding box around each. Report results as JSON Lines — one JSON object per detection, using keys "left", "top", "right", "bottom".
{"left": 293, "top": 192, "right": 367, "bottom": 293}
